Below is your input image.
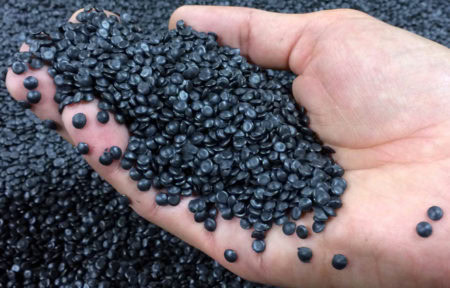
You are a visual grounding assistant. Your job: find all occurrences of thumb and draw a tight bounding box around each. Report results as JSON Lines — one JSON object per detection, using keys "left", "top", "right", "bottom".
{"left": 169, "top": 6, "right": 367, "bottom": 74}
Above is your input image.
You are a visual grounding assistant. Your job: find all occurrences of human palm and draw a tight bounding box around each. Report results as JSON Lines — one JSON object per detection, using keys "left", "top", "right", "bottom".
{"left": 6, "top": 6, "right": 450, "bottom": 287}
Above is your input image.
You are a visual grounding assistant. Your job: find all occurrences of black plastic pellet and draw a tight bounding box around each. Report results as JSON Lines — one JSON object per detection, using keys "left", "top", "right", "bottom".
{"left": 99, "top": 151, "right": 113, "bottom": 166}
{"left": 155, "top": 193, "right": 168, "bottom": 206}
{"left": 291, "top": 207, "right": 302, "bottom": 220}
{"left": 427, "top": 206, "right": 443, "bottom": 221}
{"left": 296, "top": 225, "right": 308, "bottom": 239}
{"left": 204, "top": 218, "right": 217, "bottom": 232}
{"left": 416, "top": 221, "right": 432, "bottom": 238}
{"left": 30, "top": 58, "right": 43, "bottom": 69}
{"left": 110, "top": 146, "right": 122, "bottom": 160}
{"left": 76, "top": 142, "right": 89, "bottom": 155}
{"left": 23, "top": 76, "right": 38, "bottom": 89}
{"left": 72, "top": 113, "right": 87, "bottom": 129}
{"left": 42, "top": 119, "right": 57, "bottom": 130}
{"left": 251, "top": 230, "right": 265, "bottom": 240}
{"left": 137, "top": 179, "right": 152, "bottom": 191}
{"left": 97, "top": 110, "right": 110, "bottom": 124}
{"left": 282, "top": 222, "right": 296, "bottom": 235}
{"left": 240, "top": 218, "right": 251, "bottom": 230}
{"left": 12, "top": 61, "right": 27, "bottom": 74}
{"left": 168, "top": 195, "right": 180, "bottom": 206}
{"left": 274, "top": 142, "right": 286, "bottom": 153}
{"left": 17, "top": 100, "right": 31, "bottom": 109}
{"left": 297, "top": 247, "right": 313, "bottom": 263}
{"left": 224, "top": 249, "right": 238, "bottom": 263}
{"left": 26, "top": 90, "right": 41, "bottom": 104}
{"left": 332, "top": 254, "right": 348, "bottom": 270}
{"left": 252, "top": 239, "right": 265, "bottom": 253}
{"left": 312, "top": 221, "right": 326, "bottom": 233}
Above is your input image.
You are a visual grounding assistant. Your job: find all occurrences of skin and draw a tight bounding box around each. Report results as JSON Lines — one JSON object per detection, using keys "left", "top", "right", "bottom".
{"left": 5, "top": 6, "right": 450, "bottom": 288}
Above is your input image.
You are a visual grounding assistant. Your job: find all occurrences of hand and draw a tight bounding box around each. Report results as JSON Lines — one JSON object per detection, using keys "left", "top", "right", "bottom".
{"left": 6, "top": 6, "right": 450, "bottom": 287}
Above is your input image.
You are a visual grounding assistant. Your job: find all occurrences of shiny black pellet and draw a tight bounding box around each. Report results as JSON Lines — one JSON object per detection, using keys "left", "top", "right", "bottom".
{"left": 224, "top": 249, "right": 238, "bottom": 263}
{"left": 204, "top": 218, "right": 217, "bottom": 232}
{"left": 23, "top": 76, "right": 38, "bottom": 89}
{"left": 155, "top": 193, "right": 168, "bottom": 206}
{"left": 99, "top": 151, "right": 113, "bottom": 166}
{"left": 12, "top": 61, "right": 27, "bottom": 74}
{"left": 297, "top": 247, "right": 312, "bottom": 263}
{"left": 332, "top": 254, "right": 348, "bottom": 270}
{"left": 97, "top": 110, "right": 110, "bottom": 124}
{"left": 312, "top": 221, "right": 326, "bottom": 233}
{"left": 110, "top": 146, "right": 122, "bottom": 160}
{"left": 168, "top": 195, "right": 181, "bottom": 206}
{"left": 72, "top": 113, "right": 87, "bottom": 129}
{"left": 76, "top": 142, "right": 89, "bottom": 155}
{"left": 291, "top": 207, "right": 302, "bottom": 220}
{"left": 26, "top": 90, "right": 41, "bottom": 104}
{"left": 252, "top": 239, "right": 266, "bottom": 253}
{"left": 30, "top": 58, "right": 43, "bottom": 69}
{"left": 282, "top": 221, "right": 296, "bottom": 235}
{"left": 17, "top": 100, "right": 31, "bottom": 109}
{"left": 416, "top": 221, "right": 432, "bottom": 238}
{"left": 240, "top": 218, "right": 251, "bottom": 230}
{"left": 427, "top": 206, "right": 443, "bottom": 221}
{"left": 42, "top": 119, "right": 57, "bottom": 130}
{"left": 296, "top": 225, "right": 308, "bottom": 239}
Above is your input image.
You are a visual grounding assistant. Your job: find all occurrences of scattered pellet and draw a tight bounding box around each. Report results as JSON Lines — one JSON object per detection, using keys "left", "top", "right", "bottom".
{"left": 99, "top": 151, "right": 113, "bottom": 166}
{"left": 97, "top": 110, "right": 109, "bottom": 124}
{"left": 427, "top": 206, "right": 443, "bottom": 221}
{"left": 72, "top": 113, "right": 87, "bottom": 129}
{"left": 26, "top": 90, "right": 41, "bottom": 104}
{"left": 76, "top": 142, "right": 89, "bottom": 154}
{"left": 332, "top": 254, "right": 348, "bottom": 270}
{"left": 297, "top": 247, "right": 313, "bottom": 263}
{"left": 416, "top": 221, "right": 432, "bottom": 238}
{"left": 252, "top": 239, "right": 266, "bottom": 253}
{"left": 23, "top": 76, "right": 38, "bottom": 90}
{"left": 296, "top": 225, "right": 308, "bottom": 239}
{"left": 224, "top": 249, "right": 238, "bottom": 263}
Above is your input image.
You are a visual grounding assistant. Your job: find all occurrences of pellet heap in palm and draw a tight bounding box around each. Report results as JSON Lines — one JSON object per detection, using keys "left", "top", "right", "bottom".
{"left": 12, "top": 7, "right": 347, "bottom": 253}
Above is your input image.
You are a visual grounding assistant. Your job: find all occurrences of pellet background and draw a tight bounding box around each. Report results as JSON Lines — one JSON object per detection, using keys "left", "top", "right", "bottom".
{"left": 0, "top": 0, "right": 448, "bottom": 287}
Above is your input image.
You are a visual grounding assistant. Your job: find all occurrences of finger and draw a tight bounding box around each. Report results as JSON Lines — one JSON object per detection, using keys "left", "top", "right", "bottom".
{"left": 169, "top": 6, "right": 367, "bottom": 73}
{"left": 5, "top": 8, "right": 121, "bottom": 144}
{"left": 5, "top": 44, "right": 73, "bottom": 143}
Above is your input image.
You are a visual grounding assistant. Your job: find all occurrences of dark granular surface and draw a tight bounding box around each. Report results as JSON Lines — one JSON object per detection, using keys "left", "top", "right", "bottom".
{"left": 0, "top": 1, "right": 448, "bottom": 287}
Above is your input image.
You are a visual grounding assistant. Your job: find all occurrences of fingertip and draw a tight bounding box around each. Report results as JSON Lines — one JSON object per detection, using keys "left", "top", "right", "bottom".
{"left": 169, "top": 5, "right": 195, "bottom": 29}
{"left": 68, "top": 8, "right": 84, "bottom": 23}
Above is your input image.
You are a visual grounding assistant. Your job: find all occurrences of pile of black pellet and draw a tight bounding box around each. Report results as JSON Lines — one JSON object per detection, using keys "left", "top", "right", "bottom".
{"left": 0, "top": 0, "right": 448, "bottom": 287}
{"left": 10, "top": 6, "right": 348, "bottom": 250}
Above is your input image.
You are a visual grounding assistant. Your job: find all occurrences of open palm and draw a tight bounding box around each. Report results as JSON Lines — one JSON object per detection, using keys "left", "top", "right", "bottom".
{"left": 6, "top": 6, "right": 450, "bottom": 287}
